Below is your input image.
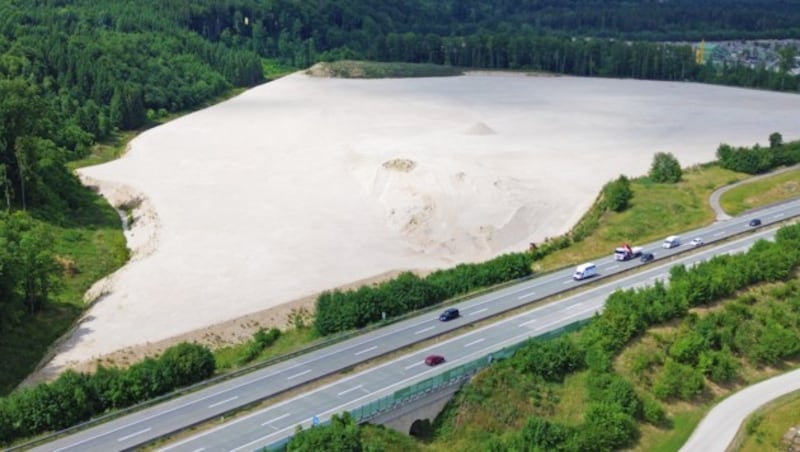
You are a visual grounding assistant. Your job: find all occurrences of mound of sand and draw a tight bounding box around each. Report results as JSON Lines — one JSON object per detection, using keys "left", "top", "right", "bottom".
{"left": 464, "top": 121, "right": 497, "bottom": 135}
{"left": 33, "top": 72, "right": 800, "bottom": 380}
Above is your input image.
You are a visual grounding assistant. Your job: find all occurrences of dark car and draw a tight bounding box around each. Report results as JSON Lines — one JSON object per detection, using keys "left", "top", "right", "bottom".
{"left": 425, "top": 354, "right": 445, "bottom": 366}
{"left": 439, "top": 308, "right": 460, "bottom": 322}
{"left": 640, "top": 252, "right": 655, "bottom": 263}
{"left": 749, "top": 218, "right": 762, "bottom": 227}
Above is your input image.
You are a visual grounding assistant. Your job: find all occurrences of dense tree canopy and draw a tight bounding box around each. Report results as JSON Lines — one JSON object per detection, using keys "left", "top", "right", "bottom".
{"left": 648, "top": 152, "right": 683, "bottom": 183}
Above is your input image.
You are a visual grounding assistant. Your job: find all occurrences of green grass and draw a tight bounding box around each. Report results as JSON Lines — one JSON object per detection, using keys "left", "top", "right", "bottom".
{"left": 360, "top": 424, "right": 425, "bottom": 451}
{"left": 637, "top": 410, "right": 705, "bottom": 452}
{"left": 262, "top": 59, "right": 297, "bottom": 80}
{"left": 551, "top": 371, "right": 589, "bottom": 426}
{"left": 538, "top": 165, "right": 745, "bottom": 271}
{"left": 309, "top": 60, "right": 463, "bottom": 78}
{"left": 736, "top": 390, "right": 800, "bottom": 452}
{"left": 67, "top": 130, "right": 137, "bottom": 171}
{"left": 213, "top": 327, "right": 318, "bottom": 371}
{"left": 719, "top": 167, "right": 800, "bottom": 216}
{"left": 0, "top": 303, "right": 80, "bottom": 394}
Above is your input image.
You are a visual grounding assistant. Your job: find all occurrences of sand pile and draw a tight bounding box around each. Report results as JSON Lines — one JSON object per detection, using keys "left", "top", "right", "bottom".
{"left": 34, "top": 72, "right": 800, "bottom": 379}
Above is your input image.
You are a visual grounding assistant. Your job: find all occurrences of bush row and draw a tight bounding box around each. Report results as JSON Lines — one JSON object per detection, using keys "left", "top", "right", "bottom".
{"left": 581, "top": 222, "right": 800, "bottom": 359}
{"left": 631, "top": 279, "right": 800, "bottom": 401}
{"left": 237, "top": 327, "right": 282, "bottom": 365}
{"left": 717, "top": 134, "right": 800, "bottom": 174}
{"left": 314, "top": 252, "right": 534, "bottom": 335}
{"left": 0, "top": 342, "right": 214, "bottom": 445}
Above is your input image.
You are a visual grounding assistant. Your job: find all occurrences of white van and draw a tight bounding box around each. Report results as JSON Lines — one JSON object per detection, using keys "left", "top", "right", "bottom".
{"left": 662, "top": 235, "right": 681, "bottom": 249}
{"left": 573, "top": 263, "right": 598, "bottom": 280}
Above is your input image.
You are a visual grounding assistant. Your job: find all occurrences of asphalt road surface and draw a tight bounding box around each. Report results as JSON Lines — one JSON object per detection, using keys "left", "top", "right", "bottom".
{"left": 682, "top": 368, "right": 800, "bottom": 452}
{"left": 33, "top": 199, "right": 800, "bottom": 452}
{"left": 157, "top": 226, "right": 782, "bottom": 451}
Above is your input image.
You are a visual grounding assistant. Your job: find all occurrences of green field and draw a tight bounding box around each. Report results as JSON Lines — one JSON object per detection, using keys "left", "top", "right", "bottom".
{"left": 719, "top": 167, "right": 800, "bottom": 216}
{"left": 736, "top": 390, "right": 800, "bottom": 451}
{"left": 538, "top": 165, "right": 744, "bottom": 272}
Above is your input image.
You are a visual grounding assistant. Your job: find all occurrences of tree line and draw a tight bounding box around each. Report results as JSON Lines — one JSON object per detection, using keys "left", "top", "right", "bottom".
{"left": 0, "top": 342, "right": 214, "bottom": 445}
{"left": 314, "top": 253, "right": 533, "bottom": 336}
{"left": 717, "top": 133, "right": 800, "bottom": 174}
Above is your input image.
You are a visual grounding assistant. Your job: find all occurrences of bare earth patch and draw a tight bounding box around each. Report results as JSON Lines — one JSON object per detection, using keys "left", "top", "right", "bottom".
{"left": 29, "top": 72, "right": 800, "bottom": 383}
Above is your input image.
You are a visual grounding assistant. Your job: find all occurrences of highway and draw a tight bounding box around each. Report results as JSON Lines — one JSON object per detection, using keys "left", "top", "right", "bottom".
{"left": 33, "top": 199, "right": 800, "bottom": 452}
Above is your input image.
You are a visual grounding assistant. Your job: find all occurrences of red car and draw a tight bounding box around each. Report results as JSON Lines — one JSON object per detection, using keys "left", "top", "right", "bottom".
{"left": 425, "top": 354, "right": 445, "bottom": 366}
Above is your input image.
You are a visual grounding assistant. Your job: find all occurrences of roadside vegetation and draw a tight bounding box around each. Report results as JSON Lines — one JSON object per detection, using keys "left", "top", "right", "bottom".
{"left": 720, "top": 167, "right": 800, "bottom": 216}
{"left": 0, "top": 342, "right": 214, "bottom": 446}
{"left": 287, "top": 223, "right": 800, "bottom": 451}
{"left": 2, "top": 0, "right": 800, "bottom": 447}
{"left": 307, "top": 60, "right": 463, "bottom": 78}
{"left": 736, "top": 390, "right": 800, "bottom": 451}
{"left": 4, "top": 131, "right": 797, "bottom": 447}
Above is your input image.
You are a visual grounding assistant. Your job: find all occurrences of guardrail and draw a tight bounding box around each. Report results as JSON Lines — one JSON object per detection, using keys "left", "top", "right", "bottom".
{"left": 9, "top": 270, "right": 548, "bottom": 451}
{"left": 15, "top": 207, "right": 797, "bottom": 451}
{"left": 264, "top": 318, "right": 591, "bottom": 451}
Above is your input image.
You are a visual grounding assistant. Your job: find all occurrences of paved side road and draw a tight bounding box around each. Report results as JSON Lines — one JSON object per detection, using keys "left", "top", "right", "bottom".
{"left": 709, "top": 164, "right": 800, "bottom": 222}
{"left": 681, "top": 368, "right": 800, "bottom": 452}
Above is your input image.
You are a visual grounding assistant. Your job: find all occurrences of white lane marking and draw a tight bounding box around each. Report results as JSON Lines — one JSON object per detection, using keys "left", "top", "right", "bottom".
{"left": 414, "top": 326, "right": 435, "bottom": 335}
{"left": 168, "top": 224, "right": 789, "bottom": 452}
{"left": 517, "top": 291, "right": 536, "bottom": 300}
{"left": 117, "top": 428, "right": 152, "bottom": 443}
{"left": 564, "top": 304, "right": 581, "bottom": 310}
{"left": 337, "top": 385, "right": 364, "bottom": 397}
{"left": 261, "top": 412, "right": 292, "bottom": 426}
{"left": 192, "top": 448, "right": 205, "bottom": 452}
{"left": 354, "top": 345, "right": 377, "bottom": 356}
{"left": 404, "top": 361, "right": 423, "bottom": 370}
{"left": 464, "top": 338, "right": 485, "bottom": 348}
{"left": 563, "top": 280, "right": 572, "bottom": 285}
{"left": 775, "top": 213, "right": 785, "bottom": 218}
{"left": 713, "top": 231, "right": 726, "bottom": 237}
{"left": 606, "top": 265, "right": 619, "bottom": 270}
{"left": 534, "top": 309, "right": 595, "bottom": 331}
{"left": 208, "top": 396, "right": 238, "bottom": 409}
{"left": 225, "top": 302, "right": 610, "bottom": 452}
{"left": 469, "top": 307, "right": 488, "bottom": 316}
{"left": 287, "top": 369, "right": 311, "bottom": 380}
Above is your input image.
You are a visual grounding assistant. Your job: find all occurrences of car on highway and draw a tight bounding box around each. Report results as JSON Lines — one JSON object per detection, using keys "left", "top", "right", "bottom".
{"left": 425, "top": 354, "right": 445, "bottom": 366}
{"left": 640, "top": 252, "right": 655, "bottom": 263}
{"left": 690, "top": 237, "right": 704, "bottom": 246}
{"left": 749, "top": 218, "right": 762, "bottom": 227}
{"left": 439, "top": 308, "right": 460, "bottom": 321}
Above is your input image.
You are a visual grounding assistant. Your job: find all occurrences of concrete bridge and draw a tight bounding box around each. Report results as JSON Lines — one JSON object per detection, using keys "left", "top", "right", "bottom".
{"left": 365, "top": 378, "right": 468, "bottom": 436}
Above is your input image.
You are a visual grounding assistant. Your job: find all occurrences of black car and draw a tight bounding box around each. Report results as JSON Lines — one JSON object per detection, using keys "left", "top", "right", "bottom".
{"left": 749, "top": 218, "right": 762, "bottom": 227}
{"left": 640, "top": 252, "right": 655, "bottom": 263}
{"left": 439, "top": 308, "right": 460, "bottom": 321}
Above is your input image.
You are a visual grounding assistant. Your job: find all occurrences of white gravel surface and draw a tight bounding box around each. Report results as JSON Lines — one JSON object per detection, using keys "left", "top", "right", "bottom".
{"left": 41, "top": 72, "right": 800, "bottom": 375}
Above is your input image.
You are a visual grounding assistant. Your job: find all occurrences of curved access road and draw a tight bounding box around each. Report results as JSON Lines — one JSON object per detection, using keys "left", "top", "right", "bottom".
{"left": 709, "top": 164, "right": 800, "bottom": 222}
{"left": 681, "top": 368, "right": 800, "bottom": 452}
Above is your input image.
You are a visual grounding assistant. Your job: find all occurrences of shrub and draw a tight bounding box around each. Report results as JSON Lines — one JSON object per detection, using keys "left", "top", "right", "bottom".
{"left": 513, "top": 336, "right": 585, "bottom": 382}
{"left": 576, "top": 402, "right": 639, "bottom": 452}
{"left": 603, "top": 175, "right": 633, "bottom": 212}
{"left": 648, "top": 152, "right": 682, "bottom": 183}
{"left": 653, "top": 358, "right": 705, "bottom": 400}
